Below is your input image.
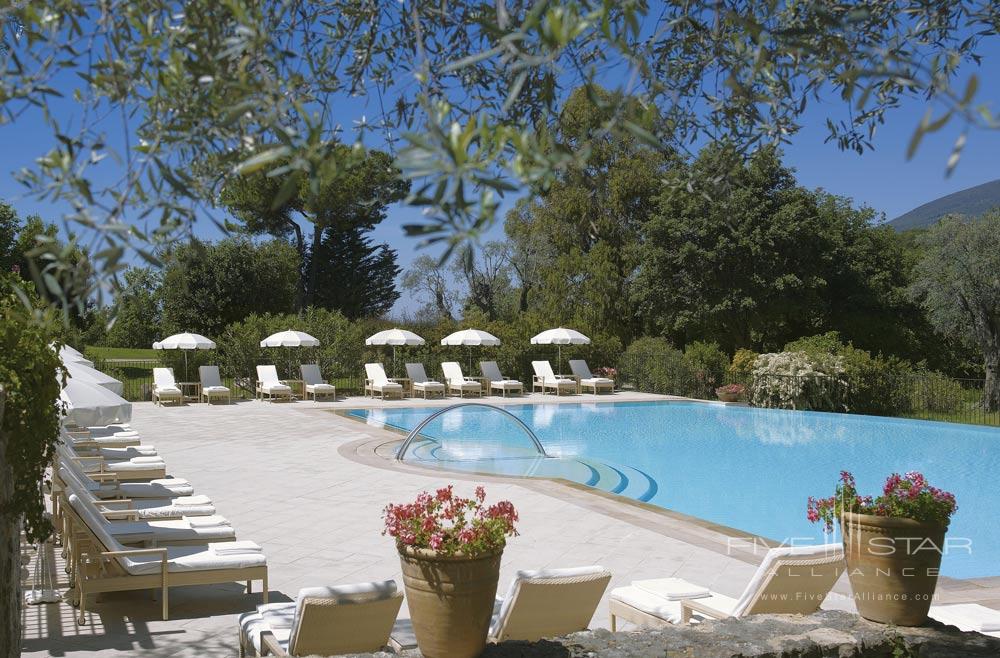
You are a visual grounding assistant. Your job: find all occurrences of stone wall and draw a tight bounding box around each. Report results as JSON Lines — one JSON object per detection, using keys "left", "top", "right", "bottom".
{"left": 352, "top": 610, "right": 1000, "bottom": 657}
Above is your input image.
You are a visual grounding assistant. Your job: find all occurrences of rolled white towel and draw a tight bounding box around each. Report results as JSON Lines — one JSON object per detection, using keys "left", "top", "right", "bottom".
{"left": 183, "top": 515, "right": 231, "bottom": 528}
{"left": 174, "top": 495, "right": 212, "bottom": 506}
{"left": 210, "top": 540, "right": 263, "bottom": 555}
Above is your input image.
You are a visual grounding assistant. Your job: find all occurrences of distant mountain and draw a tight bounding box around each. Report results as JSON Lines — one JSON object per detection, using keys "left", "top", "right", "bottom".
{"left": 889, "top": 179, "right": 1000, "bottom": 231}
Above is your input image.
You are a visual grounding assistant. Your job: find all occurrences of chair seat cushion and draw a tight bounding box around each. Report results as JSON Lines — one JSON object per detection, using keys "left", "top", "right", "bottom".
{"left": 203, "top": 385, "right": 230, "bottom": 393}
{"left": 414, "top": 381, "right": 445, "bottom": 390}
{"left": 373, "top": 382, "right": 403, "bottom": 391}
{"left": 239, "top": 602, "right": 295, "bottom": 653}
{"left": 154, "top": 386, "right": 182, "bottom": 395}
{"left": 105, "top": 459, "right": 166, "bottom": 472}
{"left": 106, "top": 480, "right": 194, "bottom": 498}
{"left": 97, "top": 446, "right": 158, "bottom": 459}
{"left": 260, "top": 384, "right": 291, "bottom": 393}
{"left": 306, "top": 383, "right": 336, "bottom": 392}
{"left": 609, "top": 586, "right": 683, "bottom": 624}
{"left": 121, "top": 544, "right": 267, "bottom": 575}
{"left": 582, "top": 377, "right": 614, "bottom": 385}
{"left": 107, "top": 500, "right": 217, "bottom": 519}
{"left": 450, "top": 381, "right": 480, "bottom": 390}
{"left": 491, "top": 380, "right": 523, "bottom": 388}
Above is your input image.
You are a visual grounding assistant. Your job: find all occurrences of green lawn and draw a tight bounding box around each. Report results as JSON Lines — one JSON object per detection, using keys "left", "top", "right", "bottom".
{"left": 85, "top": 346, "right": 160, "bottom": 360}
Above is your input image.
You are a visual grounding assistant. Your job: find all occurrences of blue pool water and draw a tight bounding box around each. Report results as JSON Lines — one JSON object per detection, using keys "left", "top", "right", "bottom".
{"left": 347, "top": 401, "right": 1000, "bottom": 578}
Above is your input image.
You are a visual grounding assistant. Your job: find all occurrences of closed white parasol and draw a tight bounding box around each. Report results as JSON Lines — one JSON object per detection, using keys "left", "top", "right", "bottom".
{"left": 64, "top": 360, "right": 124, "bottom": 396}
{"left": 60, "top": 378, "right": 132, "bottom": 427}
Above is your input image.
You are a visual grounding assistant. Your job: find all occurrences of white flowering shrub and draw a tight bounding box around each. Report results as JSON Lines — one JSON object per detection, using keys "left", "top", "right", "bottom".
{"left": 749, "top": 351, "right": 848, "bottom": 411}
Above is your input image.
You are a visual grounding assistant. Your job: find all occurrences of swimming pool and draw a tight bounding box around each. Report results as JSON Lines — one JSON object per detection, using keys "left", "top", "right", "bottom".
{"left": 347, "top": 401, "right": 1000, "bottom": 578}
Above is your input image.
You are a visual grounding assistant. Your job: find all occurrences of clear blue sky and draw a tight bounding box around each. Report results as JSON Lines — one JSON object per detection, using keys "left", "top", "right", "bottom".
{"left": 2, "top": 30, "right": 999, "bottom": 315}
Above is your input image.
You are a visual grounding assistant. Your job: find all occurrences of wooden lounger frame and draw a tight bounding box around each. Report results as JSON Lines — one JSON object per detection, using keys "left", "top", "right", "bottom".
{"left": 63, "top": 498, "right": 267, "bottom": 623}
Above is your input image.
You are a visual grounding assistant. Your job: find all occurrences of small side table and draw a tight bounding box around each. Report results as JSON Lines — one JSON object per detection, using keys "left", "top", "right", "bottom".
{"left": 279, "top": 379, "right": 306, "bottom": 399}
{"left": 176, "top": 382, "right": 202, "bottom": 403}
{"left": 556, "top": 374, "right": 583, "bottom": 394}
{"left": 388, "top": 377, "right": 412, "bottom": 397}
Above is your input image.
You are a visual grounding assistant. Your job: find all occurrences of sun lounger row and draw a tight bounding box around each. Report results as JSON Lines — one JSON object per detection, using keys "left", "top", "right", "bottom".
{"left": 364, "top": 359, "right": 615, "bottom": 399}
{"left": 238, "top": 544, "right": 866, "bottom": 657}
{"left": 53, "top": 425, "right": 268, "bottom": 623}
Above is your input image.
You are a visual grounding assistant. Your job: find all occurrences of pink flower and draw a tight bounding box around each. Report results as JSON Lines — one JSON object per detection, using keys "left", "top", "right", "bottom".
{"left": 475, "top": 486, "right": 486, "bottom": 502}
{"left": 429, "top": 533, "right": 444, "bottom": 550}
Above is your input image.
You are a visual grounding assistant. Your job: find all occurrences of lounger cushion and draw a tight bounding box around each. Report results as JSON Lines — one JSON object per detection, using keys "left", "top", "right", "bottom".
{"left": 104, "top": 501, "right": 217, "bottom": 519}
{"left": 154, "top": 386, "right": 182, "bottom": 395}
{"left": 372, "top": 382, "right": 403, "bottom": 391}
{"left": 305, "top": 383, "right": 336, "bottom": 392}
{"left": 239, "top": 582, "right": 400, "bottom": 654}
{"left": 260, "top": 384, "right": 291, "bottom": 394}
{"left": 121, "top": 544, "right": 267, "bottom": 575}
{"left": 105, "top": 517, "right": 236, "bottom": 542}
{"left": 581, "top": 377, "right": 613, "bottom": 386}
{"left": 450, "top": 381, "right": 480, "bottom": 390}
{"left": 98, "top": 479, "right": 194, "bottom": 499}
{"left": 105, "top": 461, "right": 166, "bottom": 473}
{"left": 492, "top": 566, "right": 608, "bottom": 636}
{"left": 609, "top": 586, "right": 683, "bottom": 623}
{"left": 413, "top": 381, "right": 445, "bottom": 391}
{"left": 732, "top": 543, "right": 841, "bottom": 617}
{"left": 490, "top": 380, "right": 523, "bottom": 388}
{"left": 240, "top": 603, "right": 296, "bottom": 653}
{"left": 96, "top": 446, "right": 158, "bottom": 459}
{"left": 930, "top": 604, "right": 1000, "bottom": 634}
{"left": 202, "top": 385, "right": 230, "bottom": 394}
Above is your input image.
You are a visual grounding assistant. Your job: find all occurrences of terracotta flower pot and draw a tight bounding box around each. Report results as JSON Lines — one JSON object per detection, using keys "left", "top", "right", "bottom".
{"left": 717, "top": 391, "right": 740, "bottom": 402}
{"left": 398, "top": 545, "right": 503, "bottom": 658}
{"left": 841, "top": 512, "right": 947, "bottom": 626}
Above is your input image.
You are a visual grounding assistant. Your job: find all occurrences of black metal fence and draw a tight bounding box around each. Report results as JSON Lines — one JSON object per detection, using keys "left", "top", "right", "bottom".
{"left": 94, "top": 353, "right": 999, "bottom": 427}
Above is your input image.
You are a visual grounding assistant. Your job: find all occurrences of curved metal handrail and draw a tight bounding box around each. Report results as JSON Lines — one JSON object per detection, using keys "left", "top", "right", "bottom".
{"left": 395, "top": 402, "right": 549, "bottom": 461}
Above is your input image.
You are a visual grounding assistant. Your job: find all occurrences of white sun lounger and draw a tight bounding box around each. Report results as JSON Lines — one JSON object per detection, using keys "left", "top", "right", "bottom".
{"left": 256, "top": 365, "right": 293, "bottom": 402}
{"left": 238, "top": 581, "right": 403, "bottom": 657}
{"left": 152, "top": 368, "right": 183, "bottom": 405}
{"left": 568, "top": 360, "right": 614, "bottom": 394}
{"left": 609, "top": 544, "right": 844, "bottom": 628}
{"left": 405, "top": 363, "right": 446, "bottom": 399}
{"left": 480, "top": 361, "right": 524, "bottom": 397}
{"left": 65, "top": 494, "right": 267, "bottom": 622}
{"left": 441, "top": 362, "right": 483, "bottom": 398}
{"left": 56, "top": 465, "right": 215, "bottom": 519}
{"left": 531, "top": 361, "right": 577, "bottom": 396}
{"left": 59, "top": 451, "right": 194, "bottom": 498}
{"left": 61, "top": 476, "right": 234, "bottom": 545}
{"left": 364, "top": 363, "right": 404, "bottom": 399}
{"left": 489, "top": 566, "right": 611, "bottom": 642}
{"left": 299, "top": 364, "right": 337, "bottom": 401}
{"left": 199, "top": 365, "right": 232, "bottom": 404}
{"left": 930, "top": 604, "right": 1000, "bottom": 637}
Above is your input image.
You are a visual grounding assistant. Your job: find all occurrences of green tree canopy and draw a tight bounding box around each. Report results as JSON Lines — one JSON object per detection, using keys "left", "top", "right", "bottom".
{"left": 911, "top": 213, "right": 1000, "bottom": 410}
{"left": 219, "top": 145, "right": 409, "bottom": 314}
{"left": 635, "top": 144, "right": 833, "bottom": 350}
{"left": 505, "top": 86, "right": 672, "bottom": 339}
{"left": 160, "top": 237, "right": 300, "bottom": 337}
{"left": 106, "top": 267, "right": 163, "bottom": 349}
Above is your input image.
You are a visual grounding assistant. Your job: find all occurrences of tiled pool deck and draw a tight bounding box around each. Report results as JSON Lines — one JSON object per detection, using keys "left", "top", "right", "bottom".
{"left": 23, "top": 393, "right": 1000, "bottom": 656}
